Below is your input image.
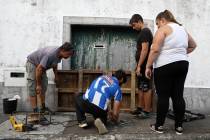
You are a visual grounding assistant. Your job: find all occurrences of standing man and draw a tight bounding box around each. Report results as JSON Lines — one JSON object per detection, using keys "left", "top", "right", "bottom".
{"left": 26, "top": 42, "right": 74, "bottom": 113}
{"left": 75, "top": 70, "right": 127, "bottom": 134}
{"left": 129, "top": 14, "right": 153, "bottom": 118}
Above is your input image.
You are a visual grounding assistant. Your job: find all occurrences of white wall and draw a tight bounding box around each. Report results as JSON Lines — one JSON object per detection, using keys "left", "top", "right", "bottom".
{"left": 175, "top": 0, "right": 210, "bottom": 88}
{"left": 0, "top": 0, "right": 209, "bottom": 88}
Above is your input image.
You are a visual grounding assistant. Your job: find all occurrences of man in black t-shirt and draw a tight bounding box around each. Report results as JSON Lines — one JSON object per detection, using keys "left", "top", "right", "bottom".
{"left": 129, "top": 14, "right": 153, "bottom": 118}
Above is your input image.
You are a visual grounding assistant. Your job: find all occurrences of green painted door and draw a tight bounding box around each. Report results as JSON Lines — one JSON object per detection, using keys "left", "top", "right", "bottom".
{"left": 71, "top": 25, "right": 138, "bottom": 71}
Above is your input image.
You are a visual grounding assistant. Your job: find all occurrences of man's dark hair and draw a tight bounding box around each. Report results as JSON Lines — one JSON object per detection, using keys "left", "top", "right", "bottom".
{"left": 129, "top": 14, "right": 143, "bottom": 24}
{"left": 113, "top": 69, "right": 127, "bottom": 84}
{"left": 60, "top": 42, "right": 74, "bottom": 52}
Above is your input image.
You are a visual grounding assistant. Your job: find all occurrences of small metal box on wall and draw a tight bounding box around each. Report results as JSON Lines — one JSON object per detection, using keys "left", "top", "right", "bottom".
{"left": 4, "top": 68, "right": 26, "bottom": 87}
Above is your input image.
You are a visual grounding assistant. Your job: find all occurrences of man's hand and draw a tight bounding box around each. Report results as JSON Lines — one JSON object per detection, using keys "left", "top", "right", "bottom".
{"left": 145, "top": 68, "right": 152, "bottom": 79}
{"left": 136, "top": 66, "right": 142, "bottom": 76}
{"left": 36, "top": 85, "right": 42, "bottom": 95}
{"left": 54, "top": 76, "right": 59, "bottom": 84}
{"left": 109, "top": 101, "right": 120, "bottom": 123}
{"left": 108, "top": 111, "right": 118, "bottom": 122}
{"left": 108, "top": 110, "right": 113, "bottom": 120}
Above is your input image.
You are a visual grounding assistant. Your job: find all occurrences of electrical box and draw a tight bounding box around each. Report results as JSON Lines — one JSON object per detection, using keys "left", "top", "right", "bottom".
{"left": 4, "top": 69, "right": 26, "bottom": 87}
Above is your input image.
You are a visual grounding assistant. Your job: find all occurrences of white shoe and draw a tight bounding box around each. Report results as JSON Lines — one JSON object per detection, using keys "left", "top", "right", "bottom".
{"left": 150, "top": 124, "right": 164, "bottom": 134}
{"left": 94, "top": 118, "right": 108, "bottom": 134}
{"left": 175, "top": 127, "right": 183, "bottom": 135}
{"left": 78, "top": 120, "right": 88, "bottom": 128}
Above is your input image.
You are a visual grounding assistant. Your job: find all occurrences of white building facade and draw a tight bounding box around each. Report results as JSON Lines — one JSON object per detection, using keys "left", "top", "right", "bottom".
{"left": 0, "top": 0, "right": 210, "bottom": 113}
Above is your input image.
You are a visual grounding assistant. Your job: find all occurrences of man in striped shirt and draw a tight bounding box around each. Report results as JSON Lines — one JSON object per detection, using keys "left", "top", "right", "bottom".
{"left": 75, "top": 69, "right": 127, "bottom": 134}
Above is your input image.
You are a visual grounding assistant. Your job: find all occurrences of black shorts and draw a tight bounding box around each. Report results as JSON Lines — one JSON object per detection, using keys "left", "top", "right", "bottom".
{"left": 137, "top": 75, "right": 152, "bottom": 92}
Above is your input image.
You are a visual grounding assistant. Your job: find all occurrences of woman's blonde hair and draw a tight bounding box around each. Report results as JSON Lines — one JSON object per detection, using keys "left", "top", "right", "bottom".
{"left": 156, "top": 10, "right": 182, "bottom": 26}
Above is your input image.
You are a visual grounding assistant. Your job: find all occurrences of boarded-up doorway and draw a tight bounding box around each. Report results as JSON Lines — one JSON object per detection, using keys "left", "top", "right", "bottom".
{"left": 71, "top": 25, "right": 138, "bottom": 71}
{"left": 58, "top": 17, "right": 154, "bottom": 111}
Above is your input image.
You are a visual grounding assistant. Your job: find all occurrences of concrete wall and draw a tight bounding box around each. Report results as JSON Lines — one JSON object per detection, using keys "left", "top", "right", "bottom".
{"left": 0, "top": 0, "right": 210, "bottom": 113}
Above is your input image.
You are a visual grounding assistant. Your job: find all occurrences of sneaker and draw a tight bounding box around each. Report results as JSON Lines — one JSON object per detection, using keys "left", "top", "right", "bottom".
{"left": 131, "top": 108, "right": 142, "bottom": 115}
{"left": 150, "top": 124, "right": 164, "bottom": 134}
{"left": 175, "top": 127, "right": 183, "bottom": 135}
{"left": 94, "top": 118, "right": 108, "bottom": 134}
{"left": 137, "top": 111, "right": 150, "bottom": 119}
{"left": 78, "top": 120, "right": 88, "bottom": 128}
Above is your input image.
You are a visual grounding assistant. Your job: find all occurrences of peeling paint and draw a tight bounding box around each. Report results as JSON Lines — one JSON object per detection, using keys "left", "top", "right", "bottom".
{"left": 71, "top": 25, "right": 138, "bottom": 70}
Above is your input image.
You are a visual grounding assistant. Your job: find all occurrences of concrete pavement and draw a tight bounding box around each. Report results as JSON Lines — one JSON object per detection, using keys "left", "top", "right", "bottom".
{"left": 0, "top": 112, "right": 210, "bottom": 140}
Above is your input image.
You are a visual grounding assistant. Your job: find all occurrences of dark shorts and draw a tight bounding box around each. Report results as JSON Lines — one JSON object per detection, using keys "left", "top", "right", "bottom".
{"left": 137, "top": 75, "right": 152, "bottom": 92}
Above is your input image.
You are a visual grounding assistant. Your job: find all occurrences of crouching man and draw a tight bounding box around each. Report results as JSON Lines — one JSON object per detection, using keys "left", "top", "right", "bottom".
{"left": 26, "top": 42, "right": 74, "bottom": 113}
{"left": 75, "top": 69, "right": 127, "bottom": 134}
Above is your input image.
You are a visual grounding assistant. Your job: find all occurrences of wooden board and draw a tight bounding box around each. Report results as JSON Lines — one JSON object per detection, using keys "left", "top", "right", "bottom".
{"left": 56, "top": 70, "right": 155, "bottom": 112}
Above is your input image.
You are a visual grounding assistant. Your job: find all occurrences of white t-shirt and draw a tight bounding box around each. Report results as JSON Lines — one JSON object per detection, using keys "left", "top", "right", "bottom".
{"left": 153, "top": 23, "right": 188, "bottom": 68}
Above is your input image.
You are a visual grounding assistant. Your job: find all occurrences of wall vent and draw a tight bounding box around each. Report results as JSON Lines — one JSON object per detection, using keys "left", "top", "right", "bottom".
{"left": 10, "top": 72, "right": 25, "bottom": 78}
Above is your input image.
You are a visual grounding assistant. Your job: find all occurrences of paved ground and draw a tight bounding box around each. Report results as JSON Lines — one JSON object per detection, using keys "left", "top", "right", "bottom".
{"left": 0, "top": 112, "right": 210, "bottom": 140}
{"left": 0, "top": 114, "right": 7, "bottom": 124}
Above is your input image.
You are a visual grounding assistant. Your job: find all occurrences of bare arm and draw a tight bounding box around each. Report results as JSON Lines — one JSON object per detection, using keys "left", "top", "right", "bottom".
{"left": 137, "top": 42, "right": 149, "bottom": 68}
{"left": 146, "top": 28, "right": 166, "bottom": 69}
{"left": 187, "top": 33, "right": 197, "bottom": 54}
{"left": 53, "top": 65, "right": 58, "bottom": 84}
{"left": 145, "top": 28, "right": 166, "bottom": 79}
{"left": 110, "top": 101, "right": 121, "bottom": 122}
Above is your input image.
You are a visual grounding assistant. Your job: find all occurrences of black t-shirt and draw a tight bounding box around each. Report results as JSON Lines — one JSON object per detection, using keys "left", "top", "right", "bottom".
{"left": 135, "top": 28, "right": 153, "bottom": 70}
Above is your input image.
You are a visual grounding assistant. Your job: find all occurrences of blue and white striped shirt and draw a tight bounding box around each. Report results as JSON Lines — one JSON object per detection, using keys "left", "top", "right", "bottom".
{"left": 83, "top": 75, "right": 122, "bottom": 110}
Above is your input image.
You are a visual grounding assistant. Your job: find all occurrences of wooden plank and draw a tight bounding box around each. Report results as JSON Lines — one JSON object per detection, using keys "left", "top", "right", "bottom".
{"left": 57, "top": 107, "right": 75, "bottom": 112}
{"left": 121, "top": 94, "right": 130, "bottom": 109}
{"left": 120, "top": 108, "right": 131, "bottom": 112}
{"left": 58, "top": 93, "right": 69, "bottom": 108}
{"left": 130, "top": 71, "right": 136, "bottom": 111}
{"left": 58, "top": 88, "right": 78, "bottom": 93}
{"left": 57, "top": 70, "right": 137, "bottom": 112}
{"left": 57, "top": 72, "right": 78, "bottom": 88}
{"left": 82, "top": 72, "right": 103, "bottom": 90}
{"left": 57, "top": 70, "right": 78, "bottom": 73}
{"left": 58, "top": 92, "right": 76, "bottom": 110}
{"left": 82, "top": 69, "right": 103, "bottom": 74}
{"left": 121, "top": 88, "right": 131, "bottom": 93}
{"left": 78, "top": 69, "right": 83, "bottom": 93}
{"left": 82, "top": 75, "right": 90, "bottom": 89}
